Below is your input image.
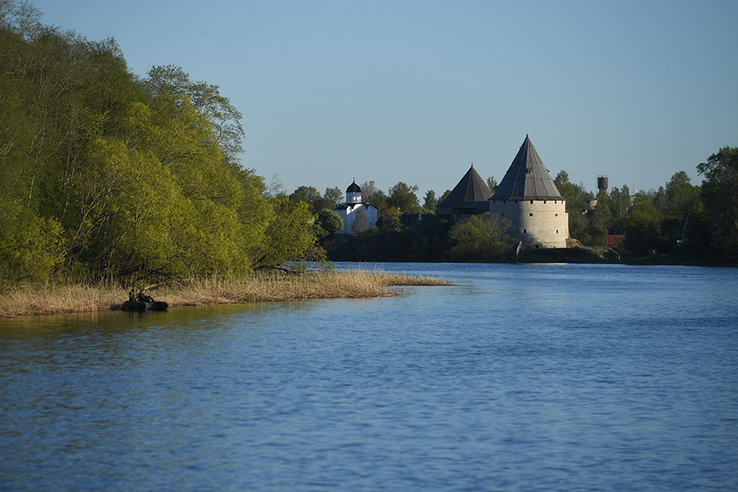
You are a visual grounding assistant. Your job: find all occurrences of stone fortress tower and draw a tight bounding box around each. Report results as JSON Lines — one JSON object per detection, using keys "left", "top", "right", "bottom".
{"left": 435, "top": 164, "right": 493, "bottom": 222}
{"left": 488, "top": 135, "right": 569, "bottom": 248}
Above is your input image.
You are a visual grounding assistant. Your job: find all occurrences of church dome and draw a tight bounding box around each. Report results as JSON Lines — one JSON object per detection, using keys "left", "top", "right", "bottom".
{"left": 346, "top": 181, "right": 361, "bottom": 193}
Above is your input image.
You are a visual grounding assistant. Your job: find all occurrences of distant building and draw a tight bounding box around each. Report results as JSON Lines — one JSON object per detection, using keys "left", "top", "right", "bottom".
{"left": 335, "top": 180, "right": 378, "bottom": 234}
{"left": 606, "top": 235, "right": 625, "bottom": 248}
{"left": 488, "top": 135, "right": 569, "bottom": 248}
{"left": 435, "top": 164, "right": 493, "bottom": 223}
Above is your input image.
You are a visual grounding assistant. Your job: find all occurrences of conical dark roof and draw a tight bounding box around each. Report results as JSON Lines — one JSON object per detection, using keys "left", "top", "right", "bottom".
{"left": 346, "top": 180, "right": 361, "bottom": 193}
{"left": 437, "top": 165, "right": 493, "bottom": 208}
{"left": 491, "top": 136, "right": 564, "bottom": 201}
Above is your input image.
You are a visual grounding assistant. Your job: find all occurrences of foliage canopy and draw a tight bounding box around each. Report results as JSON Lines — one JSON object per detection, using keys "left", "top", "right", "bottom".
{"left": 697, "top": 146, "right": 738, "bottom": 257}
{"left": 447, "top": 213, "right": 516, "bottom": 261}
{"left": 0, "top": 4, "right": 326, "bottom": 288}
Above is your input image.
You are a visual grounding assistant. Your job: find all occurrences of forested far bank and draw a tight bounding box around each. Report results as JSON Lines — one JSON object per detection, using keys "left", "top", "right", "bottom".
{"left": 306, "top": 147, "right": 737, "bottom": 264}
{"left": 0, "top": 1, "right": 324, "bottom": 290}
{"left": 552, "top": 147, "right": 738, "bottom": 259}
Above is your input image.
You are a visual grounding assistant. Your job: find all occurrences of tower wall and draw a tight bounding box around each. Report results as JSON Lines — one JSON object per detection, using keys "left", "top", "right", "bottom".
{"left": 489, "top": 199, "right": 568, "bottom": 248}
{"left": 346, "top": 191, "right": 362, "bottom": 203}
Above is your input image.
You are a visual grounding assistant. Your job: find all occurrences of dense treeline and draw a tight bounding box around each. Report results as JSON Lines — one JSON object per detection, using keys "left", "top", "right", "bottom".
{"left": 553, "top": 148, "right": 738, "bottom": 259}
{"left": 312, "top": 149, "right": 738, "bottom": 262}
{"left": 0, "top": 2, "right": 322, "bottom": 289}
{"left": 320, "top": 210, "right": 518, "bottom": 262}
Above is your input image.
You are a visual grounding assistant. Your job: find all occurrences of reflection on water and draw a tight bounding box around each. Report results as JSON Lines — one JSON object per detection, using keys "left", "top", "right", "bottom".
{"left": 1, "top": 264, "right": 737, "bottom": 491}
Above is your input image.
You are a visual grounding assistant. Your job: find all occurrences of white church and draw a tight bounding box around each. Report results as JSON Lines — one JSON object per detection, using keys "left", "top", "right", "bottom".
{"left": 335, "top": 180, "right": 378, "bottom": 234}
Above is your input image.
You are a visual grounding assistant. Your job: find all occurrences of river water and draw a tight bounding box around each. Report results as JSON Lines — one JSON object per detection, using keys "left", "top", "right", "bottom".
{"left": 1, "top": 263, "right": 737, "bottom": 491}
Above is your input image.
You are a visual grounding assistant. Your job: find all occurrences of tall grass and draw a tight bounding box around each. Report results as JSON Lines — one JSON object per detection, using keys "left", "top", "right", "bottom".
{"left": 0, "top": 270, "right": 449, "bottom": 318}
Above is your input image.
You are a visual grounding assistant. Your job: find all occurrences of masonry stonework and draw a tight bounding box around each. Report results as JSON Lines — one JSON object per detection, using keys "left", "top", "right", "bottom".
{"left": 489, "top": 199, "right": 569, "bottom": 248}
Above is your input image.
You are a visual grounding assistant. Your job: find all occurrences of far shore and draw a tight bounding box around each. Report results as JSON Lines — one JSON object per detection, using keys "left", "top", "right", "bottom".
{"left": 0, "top": 270, "right": 450, "bottom": 318}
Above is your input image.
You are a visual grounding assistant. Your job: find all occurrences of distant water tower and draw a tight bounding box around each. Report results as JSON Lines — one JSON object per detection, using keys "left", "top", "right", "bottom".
{"left": 597, "top": 175, "right": 609, "bottom": 191}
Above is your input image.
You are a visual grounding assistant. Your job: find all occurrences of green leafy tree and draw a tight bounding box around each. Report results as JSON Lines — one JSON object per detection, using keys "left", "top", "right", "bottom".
{"left": 582, "top": 189, "right": 611, "bottom": 246}
{"left": 290, "top": 185, "right": 336, "bottom": 213}
{"left": 141, "top": 65, "right": 244, "bottom": 168}
{"left": 554, "top": 170, "right": 592, "bottom": 214}
{"left": 0, "top": 200, "right": 64, "bottom": 288}
{"left": 83, "top": 38, "right": 144, "bottom": 136}
{"left": 324, "top": 187, "right": 343, "bottom": 207}
{"left": 423, "top": 190, "right": 438, "bottom": 213}
{"left": 317, "top": 208, "right": 344, "bottom": 236}
{"left": 487, "top": 176, "right": 498, "bottom": 193}
{"left": 74, "top": 134, "right": 250, "bottom": 278}
{"left": 290, "top": 185, "right": 321, "bottom": 204}
{"left": 412, "top": 214, "right": 448, "bottom": 259}
{"left": 232, "top": 167, "right": 273, "bottom": 261}
{"left": 381, "top": 206, "right": 402, "bottom": 233}
{"left": 652, "top": 186, "right": 668, "bottom": 214}
{"left": 250, "top": 196, "right": 326, "bottom": 270}
{"left": 75, "top": 137, "right": 190, "bottom": 277}
{"left": 555, "top": 170, "right": 595, "bottom": 243}
{"left": 437, "top": 189, "right": 452, "bottom": 206}
{"left": 682, "top": 204, "right": 711, "bottom": 252}
{"left": 0, "top": 0, "right": 45, "bottom": 40}
{"left": 0, "top": 18, "right": 163, "bottom": 281}
{"left": 0, "top": 72, "right": 33, "bottom": 205}
{"left": 0, "top": 8, "right": 329, "bottom": 282}
{"left": 625, "top": 203, "right": 661, "bottom": 254}
{"left": 360, "top": 180, "right": 387, "bottom": 211}
{"left": 117, "top": 94, "right": 248, "bottom": 277}
{"left": 569, "top": 212, "right": 591, "bottom": 245}
{"left": 643, "top": 171, "right": 701, "bottom": 250}
{"left": 447, "top": 212, "right": 515, "bottom": 260}
{"left": 2, "top": 27, "right": 116, "bottom": 224}
{"left": 388, "top": 182, "right": 421, "bottom": 213}
{"left": 697, "top": 146, "right": 738, "bottom": 256}
{"left": 664, "top": 171, "right": 700, "bottom": 221}
{"left": 312, "top": 196, "right": 336, "bottom": 213}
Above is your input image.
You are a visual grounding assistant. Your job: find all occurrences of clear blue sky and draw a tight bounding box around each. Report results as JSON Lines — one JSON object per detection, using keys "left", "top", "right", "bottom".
{"left": 31, "top": 0, "right": 738, "bottom": 198}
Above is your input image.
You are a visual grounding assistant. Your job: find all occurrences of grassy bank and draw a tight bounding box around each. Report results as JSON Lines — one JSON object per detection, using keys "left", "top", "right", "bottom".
{"left": 517, "top": 246, "right": 621, "bottom": 263}
{"left": 0, "top": 270, "right": 449, "bottom": 318}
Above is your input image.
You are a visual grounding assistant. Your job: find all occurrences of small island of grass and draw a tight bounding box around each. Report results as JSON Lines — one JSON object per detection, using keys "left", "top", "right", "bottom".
{"left": 0, "top": 270, "right": 450, "bottom": 318}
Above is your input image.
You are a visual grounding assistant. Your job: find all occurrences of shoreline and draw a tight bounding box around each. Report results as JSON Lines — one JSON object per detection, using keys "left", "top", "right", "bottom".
{"left": 0, "top": 270, "right": 449, "bottom": 318}
{"left": 3, "top": 256, "right": 734, "bottom": 318}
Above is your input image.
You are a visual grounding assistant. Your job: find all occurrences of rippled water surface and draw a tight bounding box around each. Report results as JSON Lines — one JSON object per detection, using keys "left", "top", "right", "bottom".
{"left": 1, "top": 263, "right": 737, "bottom": 491}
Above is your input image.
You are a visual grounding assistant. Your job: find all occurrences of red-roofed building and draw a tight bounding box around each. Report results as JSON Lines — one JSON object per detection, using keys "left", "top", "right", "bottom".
{"left": 607, "top": 235, "right": 625, "bottom": 248}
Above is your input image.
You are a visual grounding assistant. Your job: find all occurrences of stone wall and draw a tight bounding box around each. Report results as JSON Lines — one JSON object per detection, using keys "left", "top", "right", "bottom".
{"left": 489, "top": 199, "right": 569, "bottom": 248}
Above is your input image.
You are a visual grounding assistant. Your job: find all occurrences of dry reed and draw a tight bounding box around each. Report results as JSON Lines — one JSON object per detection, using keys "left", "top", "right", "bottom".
{"left": 0, "top": 270, "right": 449, "bottom": 318}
